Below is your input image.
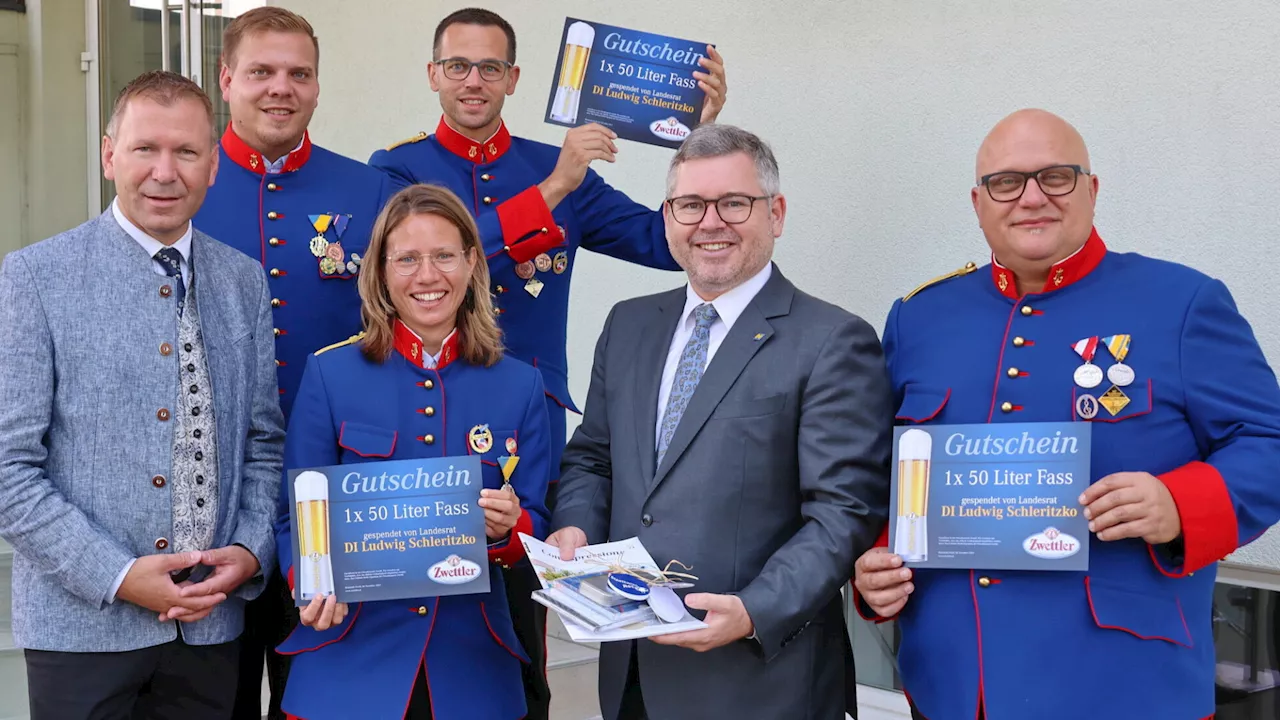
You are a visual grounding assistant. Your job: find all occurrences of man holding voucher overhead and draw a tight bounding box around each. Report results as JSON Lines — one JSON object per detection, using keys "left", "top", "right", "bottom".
{"left": 368, "top": 8, "right": 726, "bottom": 717}
{"left": 853, "top": 108, "right": 1280, "bottom": 720}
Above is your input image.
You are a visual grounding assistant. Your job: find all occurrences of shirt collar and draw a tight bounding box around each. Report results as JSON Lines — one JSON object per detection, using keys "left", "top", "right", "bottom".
{"left": 435, "top": 116, "right": 512, "bottom": 164}
{"left": 264, "top": 136, "right": 307, "bottom": 174}
{"left": 393, "top": 319, "right": 461, "bottom": 370}
{"left": 112, "top": 197, "right": 193, "bottom": 264}
{"left": 220, "top": 123, "right": 313, "bottom": 175}
{"left": 679, "top": 263, "right": 773, "bottom": 331}
{"left": 990, "top": 226, "right": 1107, "bottom": 299}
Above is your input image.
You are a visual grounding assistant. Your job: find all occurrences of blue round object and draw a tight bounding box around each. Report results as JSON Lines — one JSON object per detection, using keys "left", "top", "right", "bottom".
{"left": 607, "top": 572, "right": 651, "bottom": 600}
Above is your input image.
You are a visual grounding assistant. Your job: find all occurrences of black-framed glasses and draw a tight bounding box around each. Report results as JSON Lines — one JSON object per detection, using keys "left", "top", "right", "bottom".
{"left": 666, "top": 194, "right": 772, "bottom": 226}
{"left": 979, "top": 164, "right": 1090, "bottom": 202}
{"left": 385, "top": 248, "right": 469, "bottom": 276}
{"left": 436, "top": 57, "right": 512, "bottom": 82}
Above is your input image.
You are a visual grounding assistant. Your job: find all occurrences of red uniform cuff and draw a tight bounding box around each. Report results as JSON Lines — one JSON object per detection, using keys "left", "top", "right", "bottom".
{"left": 1152, "top": 461, "right": 1238, "bottom": 576}
{"left": 487, "top": 510, "right": 533, "bottom": 568}
{"left": 496, "top": 187, "right": 564, "bottom": 263}
{"left": 287, "top": 566, "right": 294, "bottom": 592}
{"left": 852, "top": 526, "right": 895, "bottom": 623}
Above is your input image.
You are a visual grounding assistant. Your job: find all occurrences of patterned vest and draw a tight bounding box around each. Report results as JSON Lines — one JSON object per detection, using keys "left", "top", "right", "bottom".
{"left": 171, "top": 275, "right": 220, "bottom": 554}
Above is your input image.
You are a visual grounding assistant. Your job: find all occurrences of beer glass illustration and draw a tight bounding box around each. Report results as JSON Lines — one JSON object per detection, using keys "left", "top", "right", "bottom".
{"left": 895, "top": 429, "right": 931, "bottom": 562}
{"left": 549, "top": 21, "right": 595, "bottom": 124}
{"left": 295, "top": 470, "right": 335, "bottom": 600}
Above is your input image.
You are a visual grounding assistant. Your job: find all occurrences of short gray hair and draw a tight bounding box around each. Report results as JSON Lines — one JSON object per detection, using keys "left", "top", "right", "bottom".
{"left": 666, "top": 123, "right": 780, "bottom": 198}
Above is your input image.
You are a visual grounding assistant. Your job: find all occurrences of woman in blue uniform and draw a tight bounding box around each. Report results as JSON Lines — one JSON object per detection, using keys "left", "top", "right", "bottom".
{"left": 273, "top": 184, "right": 552, "bottom": 720}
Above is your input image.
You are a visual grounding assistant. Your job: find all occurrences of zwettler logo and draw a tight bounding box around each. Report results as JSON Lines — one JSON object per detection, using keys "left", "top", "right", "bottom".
{"left": 650, "top": 117, "right": 690, "bottom": 141}
{"left": 429, "top": 554, "right": 481, "bottom": 585}
{"left": 1022, "top": 526, "right": 1080, "bottom": 560}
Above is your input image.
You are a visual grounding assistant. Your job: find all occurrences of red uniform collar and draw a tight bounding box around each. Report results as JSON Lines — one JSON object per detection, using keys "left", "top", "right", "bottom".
{"left": 991, "top": 227, "right": 1107, "bottom": 299}
{"left": 393, "top": 319, "right": 460, "bottom": 370}
{"left": 434, "top": 116, "right": 512, "bottom": 164}
{"left": 220, "top": 124, "right": 313, "bottom": 175}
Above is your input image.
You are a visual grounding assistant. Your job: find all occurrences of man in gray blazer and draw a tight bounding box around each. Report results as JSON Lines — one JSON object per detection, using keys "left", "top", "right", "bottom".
{"left": 548, "top": 124, "right": 893, "bottom": 720}
{"left": 0, "top": 70, "right": 284, "bottom": 719}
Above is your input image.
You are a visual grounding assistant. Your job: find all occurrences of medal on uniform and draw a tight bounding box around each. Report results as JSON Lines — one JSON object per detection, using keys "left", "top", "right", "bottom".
{"left": 498, "top": 453, "right": 519, "bottom": 495}
{"left": 1075, "top": 393, "right": 1099, "bottom": 420}
{"left": 515, "top": 261, "right": 536, "bottom": 280}
{"left": 468, "top": 424, "right": 493, "bottom": 454}
{"left": 332, "top": 213, "right": 350, "bottom": 239}
{"left": 309, "top": 235, "right": 330, "bottom": 258}
{"left": 318, "top": 257, "right": 338, "bottom": 275}
{"left": 1098, "top": 386, "right": 1131, "bottom": 416}
{"left": 1071, "top": 336, "right": 1103, "bottom": 389}
{"left": 505, "top": 437, "right": 517, "bottom": 454}
{"left": 534, "top": 253, "right": 553, "bottom": 273}
{"left": 552, "top": 251, "right": 568, "bottom": 274}
{"left": 524, "top": 277, "right": 544, "bottom": 298}
{"left": 1101, "top": 334, "right": 1134, "bottom": 387}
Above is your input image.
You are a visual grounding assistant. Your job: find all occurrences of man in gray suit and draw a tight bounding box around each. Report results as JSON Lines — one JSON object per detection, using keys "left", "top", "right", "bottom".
{"left": 548, "top": 124, "right": 893, "bottom": 720}
{"left": 0, "top": 70, "right": 284, "bottom": 719}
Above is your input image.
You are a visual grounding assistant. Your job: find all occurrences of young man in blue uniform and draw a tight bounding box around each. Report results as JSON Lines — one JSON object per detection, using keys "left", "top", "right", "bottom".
{"left": 368, "top": 9, "right": 727, "bottom": 716}
{"left": 853, "top": 109, "right": 1280, "bottom": 720}
{"left": 192, "top": 8, "right": 391, "bottom": 718}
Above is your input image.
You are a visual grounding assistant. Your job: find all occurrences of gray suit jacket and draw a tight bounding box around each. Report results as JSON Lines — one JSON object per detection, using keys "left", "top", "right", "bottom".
{"left": 0, "top": 211, "right": 285, "bottom": 652}
{"left": 554, "top": 266, "right": 893, "bottom": 720}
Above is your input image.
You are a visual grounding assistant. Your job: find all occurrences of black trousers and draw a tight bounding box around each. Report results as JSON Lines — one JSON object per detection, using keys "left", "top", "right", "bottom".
{"left": 504, "top": 481, "right": 557, "bottom": 720}
{"left": 910, "top": 700, "right": 986, "bottom": 720}
{"left": 232, "top": 570, "right": 296, "bottom": 720}
{"left": 617, "top": 640, "right": 648, "bottom": 720}
{"left": 25, "top": 636, "right": 239, "bottom": 720}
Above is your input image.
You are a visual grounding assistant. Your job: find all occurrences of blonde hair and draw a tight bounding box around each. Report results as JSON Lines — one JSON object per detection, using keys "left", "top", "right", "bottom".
{"left": 222, "top": 7, "right": 320, "bottom": 70}
{"left": 105, "top": 70, "right": 215, "bottom": 144}
{"left": 357, "top": 184, "right": 504, "bottom": 366}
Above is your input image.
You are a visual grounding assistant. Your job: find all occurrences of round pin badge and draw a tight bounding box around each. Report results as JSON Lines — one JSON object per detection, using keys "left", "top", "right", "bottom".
{"left": 607, "top": 573, "right": 651, "bottom": 601}
{"left": 515, "top": 261, "right": 536, "bottom": 280}
{"left": 1107, "top": 363, "right": 1134, "bottom": 387}
{"left": 1073, "top": 363, "right": 1103, "bottom": 389}
{"left": 534, "top": 253, "right": 553, "bottom": 273}
{"left": 1076, "top": 393, "right": 1099, "bottom": 420}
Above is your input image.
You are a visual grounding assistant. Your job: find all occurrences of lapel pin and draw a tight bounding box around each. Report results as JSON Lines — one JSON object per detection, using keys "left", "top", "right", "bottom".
{"left": 753, "top": 333, "right": 765, "bottom": 341}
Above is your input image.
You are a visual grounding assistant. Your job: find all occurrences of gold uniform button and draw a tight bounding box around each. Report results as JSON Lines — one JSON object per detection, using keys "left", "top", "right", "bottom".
{"left": 417, "top": 606, "right": 428, "bottom": 616}
{"left": 267, "top": 211, "right": 279, "bottom": 220}
{"left": 1000, "top": 402, "right": 1013, "bottom": 413}
{"left": 424, "top": 407, "right": 435, "bottom": 417}
{"left": 160, "top": 342, "right": 172, "bottom": 356}
{"left": 273, "top": 328, "right": 282, "bottom": 337}
{"left": 495, "top": 285, "right": 506, "bottom": 294}
{"left": 271, "top": 298, "right": 282, "bottom": 308}
{"left": 1021, "top": 306, "right": 1033, "bottom": 316}
{"left": 1013, "top": 336, "right": 1026, "bottom": 347}
{"left": 275, "top": 359, "right": 283, "bottom": 367}
{"left": 157, "top": 408, "right": 170, "bottom": 421}
{"left": 483, "top": 196, "right": 493, "bottom": 205}
{"left": 268, "top": 237, "right": 281, "bottom": 246}
{"left": 480, "top": 174, "right": 492, "bottom": 181}
{"left": 154, "top": 537, "right": 169, "bottom": 550}
{"left": 978, "top": 576, "right": 991, "bottom": 588}
{"left": 424, "top": 380, "right": 435, "bottom": 390}
{"left": 267, "top": 183, "right": 279, "bottom": 191}
{"left": 1007, "top": 367, "right": 1020, "bottom": 378}
{"left": 422, "top": 434, "right": 435, "bottom": 445}
{"left": 269, "top": 268, "right": 282, "bottom": 277}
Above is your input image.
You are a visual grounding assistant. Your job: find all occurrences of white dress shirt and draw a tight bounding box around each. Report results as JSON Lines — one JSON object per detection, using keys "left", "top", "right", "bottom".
{"left": 112, "top": 198, "right": 193, "bottom": 287}
{"left": 106, "top": 199, "right": 194, "bottom": 604}
{"left": 263, "top": 136, "right": 306, "bottom": 174}
{"left": 655, "top": 263, "right": 773, "bottom": 442}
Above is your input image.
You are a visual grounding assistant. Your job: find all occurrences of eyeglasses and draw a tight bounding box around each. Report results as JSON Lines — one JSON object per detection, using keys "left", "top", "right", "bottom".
{"left": 979, "top": 165, "right": 1089, "bottom": 202}
{"left": 385, "top": 249, "right": 468, "bottom": 276}
{"left": 666, "top": 194, "right": 772, "bottom": 226}
{"left": 436, "top": 57, "right": 512, "bottom": 82}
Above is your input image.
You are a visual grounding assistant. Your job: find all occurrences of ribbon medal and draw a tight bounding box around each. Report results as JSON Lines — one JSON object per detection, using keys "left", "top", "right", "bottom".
{"left": 1071, "top": 337, "right": 1103, "bottom": 389}
{"left": 1102, "top": 334, "right": 1134, "bottom": 387}
{"left": 1075, "top": 393, "right": 1099, "bottom": 420}
{"left": 497, "top": 453, "right": 519, "bottom": 495}
{"left": 309, "top": 214, "right": 332, "bottom": 258}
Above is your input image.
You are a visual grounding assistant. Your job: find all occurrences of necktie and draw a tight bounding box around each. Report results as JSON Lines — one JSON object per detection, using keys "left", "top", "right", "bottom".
{"left": 657, "top": 303, "right": 718, "bottom": 466}
{"left": 154, "top": 247, "right": 185, "bottom": 315}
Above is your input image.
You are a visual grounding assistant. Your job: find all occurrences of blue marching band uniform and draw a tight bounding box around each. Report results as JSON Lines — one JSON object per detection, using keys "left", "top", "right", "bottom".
{"left": 194, "top": 126, "right": 392, "bottom": 418}
{"left": 861, "top": 228, "right": 1280, "bottom": 720}
{"left": 369, "top": 117, "right": 682, "bottom": 465}
{"left": 273, "top": 324, "right": 551, "bottom": 720}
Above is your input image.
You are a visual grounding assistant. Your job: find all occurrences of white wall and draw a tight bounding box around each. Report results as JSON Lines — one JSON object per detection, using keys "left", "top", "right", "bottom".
{"left": 279, "top": 0, "right": 1280, "bottom": 567}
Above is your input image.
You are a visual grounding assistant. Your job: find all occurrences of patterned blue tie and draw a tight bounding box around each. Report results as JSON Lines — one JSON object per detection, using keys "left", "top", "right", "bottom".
{"left": 657, "top": 303, "right": 718, "bottom": 466}
{"left": 154, "top": 247, "right": 185, "bottom": 315}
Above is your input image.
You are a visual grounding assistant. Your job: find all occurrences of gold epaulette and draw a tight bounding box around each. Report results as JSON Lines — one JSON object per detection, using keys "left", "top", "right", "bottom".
{"left": 315, "top": 332, "right": 366, "bottom": 356}
{"left": 384, "top": 131, "right": 428, "bottom": 152}
{"left": 902, "top": 262, "right": 978, "bottom": 301}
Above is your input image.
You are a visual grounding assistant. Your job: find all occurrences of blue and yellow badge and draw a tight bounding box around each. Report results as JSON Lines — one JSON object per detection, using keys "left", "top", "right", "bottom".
{"left": 468, "top": 424, "right": 494, "bottom": 454}
{"left": 309, "top": 213, "right": 361, "bottom": 277}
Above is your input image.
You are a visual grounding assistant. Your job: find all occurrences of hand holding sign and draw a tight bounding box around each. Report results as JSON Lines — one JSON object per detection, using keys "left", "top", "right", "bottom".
{"left": 1079, "top": 471, "right": 1181, "bottom": 544}
{"left": 695, "top": 45, "right": 727, "bottom": 124}
{"left": 539, "top": 124, "right": 619, "bottom": 210}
